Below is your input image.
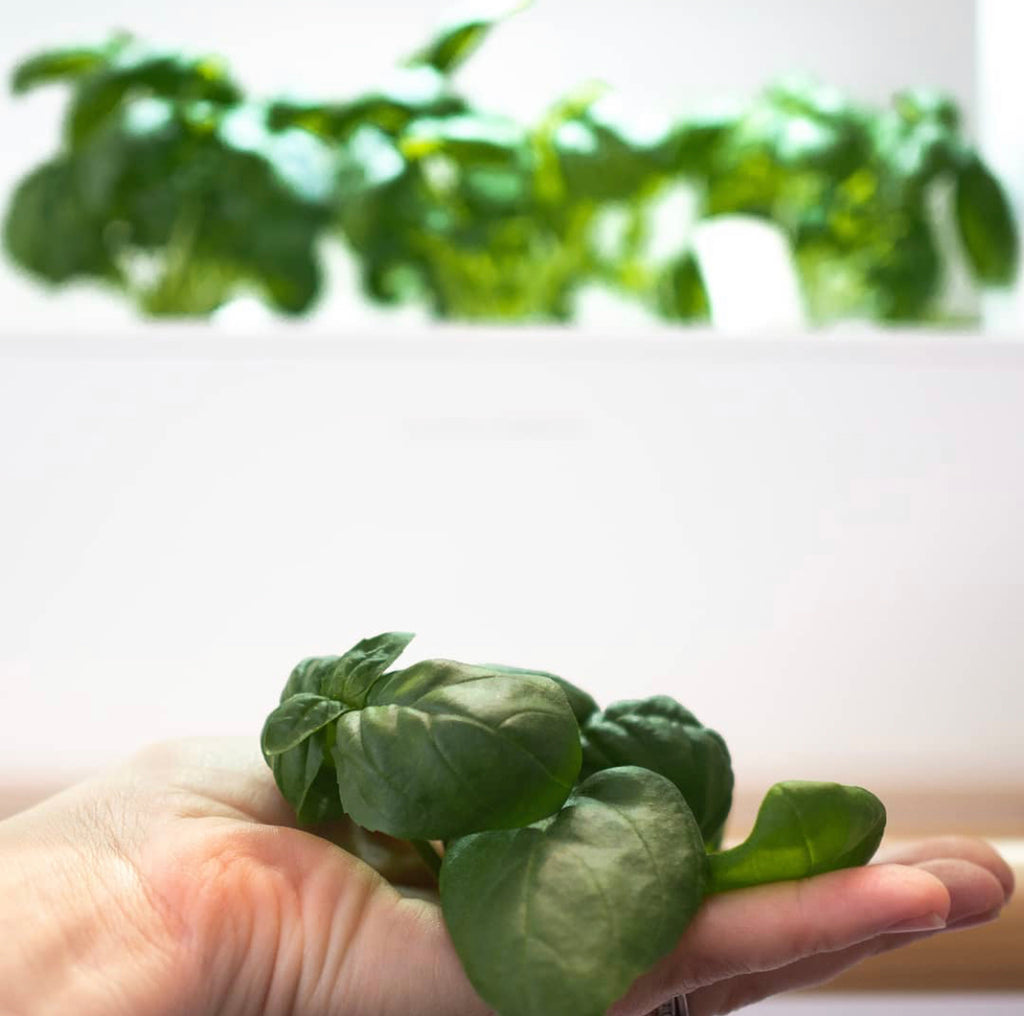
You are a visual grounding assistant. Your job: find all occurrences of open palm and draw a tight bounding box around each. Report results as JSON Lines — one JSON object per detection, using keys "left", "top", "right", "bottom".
{"left": 2, "top": 738, "right": 1011, "bottom": 1016}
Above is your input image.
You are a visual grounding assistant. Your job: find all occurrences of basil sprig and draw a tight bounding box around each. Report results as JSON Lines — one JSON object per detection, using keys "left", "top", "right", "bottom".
{"left": 262, "top": 632, "right": 886, "bottom": 1016}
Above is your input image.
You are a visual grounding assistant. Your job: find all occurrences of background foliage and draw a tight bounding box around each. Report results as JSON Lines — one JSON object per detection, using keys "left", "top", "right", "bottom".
{"left": 4, "top": 5, "right": 1019, "bottom": 325}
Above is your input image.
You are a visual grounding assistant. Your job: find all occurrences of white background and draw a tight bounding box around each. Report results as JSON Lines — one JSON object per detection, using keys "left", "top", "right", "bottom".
{"left": 2, "top": 333, "right": 1022, "bottom": 792}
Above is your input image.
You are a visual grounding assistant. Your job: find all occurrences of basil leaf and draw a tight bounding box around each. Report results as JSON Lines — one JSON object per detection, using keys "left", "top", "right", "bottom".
{"left": 400, "top": 114, "right": 526, "bottom": 166}
{"left": 331, "top": 660, "right": 581, "bottom": 839}
{"left": 66, "top": 51, "right": 241, "bottom": 147}
{"left": 481, "top": 663, "right": 599, "bottom": 726}
{"left": 708, "top": 781, "right": 886, "bottom": 893}
{"left": 323, "top": 630, "right": 416, "bottom": 705}
{"left": 269, "top": 730, "right": 345, "bottom": 826}
{"left": 261, "top": 693, "right": 346, "bottom": 756}
{"left": 280, "top": 655, "right": 338, "bottom": 701}
{"left": 658, "top": 252, "right": 711, "bottom": 323}
{"left": 579, "top": 696, "right": 733, "bottom": 845}
{"left": 11, "top": 44, "right": 117, "bottom": 94}
{"left": 405, "top": 7, "right": 504, "bottom": 75}
{"left": 2, "top": 157, "right": 116, "bottom": 284}
{"left": 440, "top": 767, "right": 706, "bottom": 1016}
{"left": 956, "top": 155, "right": 1019, "bottom": 286}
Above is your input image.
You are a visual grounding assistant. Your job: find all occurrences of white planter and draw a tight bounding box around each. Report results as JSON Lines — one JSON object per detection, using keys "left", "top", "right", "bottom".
{"left": 1, "top": 329, "right": 1022, "bottom": 790}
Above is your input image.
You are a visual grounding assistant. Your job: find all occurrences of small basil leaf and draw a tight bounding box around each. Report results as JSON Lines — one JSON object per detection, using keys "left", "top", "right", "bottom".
{"left": 280, "top": 656, "right": 339, "bottom": 701}
{"left": 956, "top": 155, "right": 1019, "bottom": 286}
{"left": 261, "top": 693, "right": 346, "bottom": 756}
{"left": 269, "top": 730, "right": 345, "bottom": 825}
{"left": 440, "top": 767, "right": 706, "bottom": 1016}
{"left": 707, "top": 781, "right": 886, "bottom": 893}
{"left": 579, "top": 696, "right": 733, "bottom": 845}
{"left": 405, "top": 4, "right": 511, "bottom": 75}
{"left": 657, "top": 252, "right": 711, "bottom": 323}
{"left": 331, "top": 660, "right": 581, "bottom": 839}
{"left": 11, "top": 44, "right": 116, "bottom": 94}
{"left": 323, "top": 630, "right": 416, "bottom": 705}
{"left": 481, "top": 663, "right": 599, "bottom": 726}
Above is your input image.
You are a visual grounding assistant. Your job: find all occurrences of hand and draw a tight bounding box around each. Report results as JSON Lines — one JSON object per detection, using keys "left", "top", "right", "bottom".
{"left": 0, "top": 738, "right": 1013, "bottom": 1016}
{"left": 617, "top": 828, "right": 1014, "bottom": 1015}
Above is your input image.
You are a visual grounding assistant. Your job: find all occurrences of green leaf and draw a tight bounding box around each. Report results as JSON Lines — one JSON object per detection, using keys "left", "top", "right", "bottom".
{"left": 657, "top": 252, "right": 711, "bottom": 322}
{"left": 2, "top": 157, "right": 115, "bottom": 284}
{"left": 661, "top": 112, "right": 735, "bottom": 176}
{"left": 400, "top": 114, "right": 526, "bottom": 166}
{"left": 406, "top": 2, "right": 525, "bottom": 75}
{"left": 269, "top": 730, "right": 346, "bottom": 826}
{"left": 867, "top": 211, "right": 942, "bottom": 321}
{"left": 482, "top": 663, "right": 599, "bottom": 726}
{"left": 261, "top": 693, "right": 346, "bottom": 756}
{"left": 894, "top": 88, "right": 961, "bottom": 131}
{"left": 11, "top": 43, "right": 119, "bottom": 94}
{"left": 269, "top": 67, "right": 465, "bottom": 143}
{"left": 707, "top": 781, "right": 886, "bottom": 893}
{"left": 323, "top": 631, "right": 416, "bottom": 705}
{"left": 65, "top": 50, "right": 242, "bottom": 147}
{"left": 330, "top": 659, "right": 582, "bottom": 839}
{"left": 553, "top": 114, "right": 665, "bottom": 201}
{"left": 956, "top": 155, "right": 1019, "bottom": 287}
{"left": 440, "top": 767, "right": 706, "bottom": 1016}
{"left": 281, "top": 656, "right": 339, "bottom": 700}
{"left": 578, "top": 696, "right": 733, "bottom": 844}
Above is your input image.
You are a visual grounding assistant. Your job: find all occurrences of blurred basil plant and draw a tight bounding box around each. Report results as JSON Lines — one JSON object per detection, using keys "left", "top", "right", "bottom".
{"left": 3, "top": 6, "right": 1019, "bottom": 325}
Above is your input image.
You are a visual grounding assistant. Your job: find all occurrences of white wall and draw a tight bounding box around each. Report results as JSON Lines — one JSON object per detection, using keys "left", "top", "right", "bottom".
{"left": 0, "top": 0, "right": 977, "bottom": 330}
{"left": 2, "top": 333, "right": 1022, "bottom": 792}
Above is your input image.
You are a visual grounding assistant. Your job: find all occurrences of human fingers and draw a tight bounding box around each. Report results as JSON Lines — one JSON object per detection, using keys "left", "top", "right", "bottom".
{"left": 612, "top": 863, "right": 949, "bottom": 1015}
{"left": 875, "top": 836, "right": 1014, "bottom": 899}
{"left": 683, "top": 857, "right": 1007, "bottom": 1015}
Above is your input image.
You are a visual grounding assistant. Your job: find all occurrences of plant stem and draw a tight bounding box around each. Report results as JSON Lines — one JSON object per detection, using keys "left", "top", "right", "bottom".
{"left": 411, "top": 839, "right": 443, "bottom": 879}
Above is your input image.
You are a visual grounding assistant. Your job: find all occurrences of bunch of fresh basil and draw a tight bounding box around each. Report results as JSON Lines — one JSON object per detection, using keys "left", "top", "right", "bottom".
{"left": 261, "top": 632, "right": 886, "bottom": 1016}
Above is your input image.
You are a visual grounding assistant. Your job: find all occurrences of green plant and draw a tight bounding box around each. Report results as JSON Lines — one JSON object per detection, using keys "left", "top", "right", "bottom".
{"left": 4, "top": 36, "right": 332, "bottom": 315}
{"left": 5, "top": 5, "right": 1018, "bottom": 325}
{"left": 261, "top": 632, "right": 886, "bottom": 1016}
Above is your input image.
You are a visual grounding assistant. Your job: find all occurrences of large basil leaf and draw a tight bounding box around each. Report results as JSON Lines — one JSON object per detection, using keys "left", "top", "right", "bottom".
{"left": 2, "top": 157, "right": 116, "bottom": 284}
{"left": 482, "top": 663, "right": 599, "bottom": 726}
{"left": 330, "top": 660, "right": 581, "bottom": 839}
{"left": 268, "top": 730, "right": 346, "bottom": 826}
{"left": 707, "top": 781, "right": 886, "bottom": 893}
{"left": 440, "top": 767, "right": 706, "bottom": 1016}
{"left": 261, "top": 693, "right": 346, "bottom": 756}
{"left": 579, "top": 696, "right": 733, "bottom": 845}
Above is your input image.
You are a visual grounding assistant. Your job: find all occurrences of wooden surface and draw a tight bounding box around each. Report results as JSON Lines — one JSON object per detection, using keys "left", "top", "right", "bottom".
{"left": 3, "top": 782, "right": 1021, "bottom": 991}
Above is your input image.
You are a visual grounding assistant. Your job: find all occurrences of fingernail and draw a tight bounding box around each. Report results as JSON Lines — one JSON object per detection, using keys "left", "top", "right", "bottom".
{"left": 947, "top": 907, "right": 1002, "bottom": 931}
{"left": 886, "top": 912, "right": 947, "bottom": 934}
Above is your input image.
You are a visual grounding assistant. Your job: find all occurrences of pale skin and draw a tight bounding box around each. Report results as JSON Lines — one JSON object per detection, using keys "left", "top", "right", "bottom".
{"left": 0, "top": 739, "right": 1013, "bottom": 1016}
